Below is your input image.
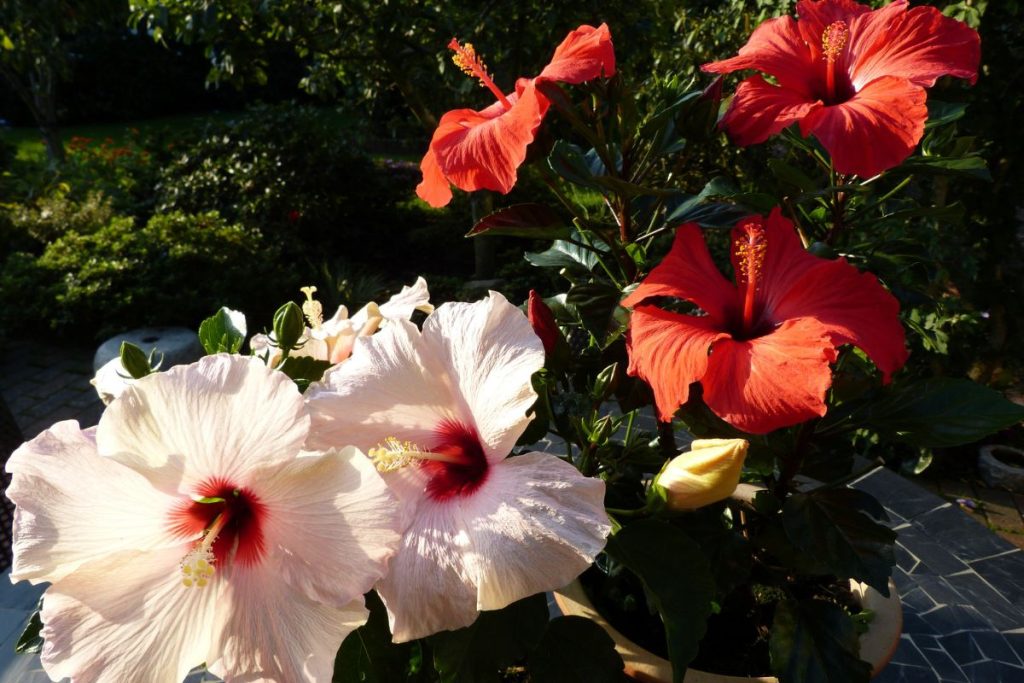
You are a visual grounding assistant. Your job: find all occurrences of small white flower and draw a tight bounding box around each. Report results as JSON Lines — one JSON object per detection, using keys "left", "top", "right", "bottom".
{"left": 306, "top": 292, "right": 611, "bottom": 642}
{"left": 7, "top": 354, "right": 403, "bottom": 682}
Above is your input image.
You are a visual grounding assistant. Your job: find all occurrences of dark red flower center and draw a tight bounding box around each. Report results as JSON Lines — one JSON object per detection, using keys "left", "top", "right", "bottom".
{"left": 171, "top": 478, "right": 266, "bottom": 568}
{"left": 422, "top": 418, "right": 490, "bottom": 501}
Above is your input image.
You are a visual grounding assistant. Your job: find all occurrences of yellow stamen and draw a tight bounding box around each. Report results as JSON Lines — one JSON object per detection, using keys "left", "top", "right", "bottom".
{"left": 821, "top": 21, "right": 849, "bottom": 102}
{"left": 368, "top": 436, "right": 467, "bottom": 473}
{"left": 734, "top": 222, "right": 768, "bottom": 332}
{"left": 301, "top": 285, "right": 323, "bottom": 330}
{"left": 180, "top": 512, "right": 228, "bottom": 588}
{"left": 448, "top": 38, "right": 513, "bottom": 110}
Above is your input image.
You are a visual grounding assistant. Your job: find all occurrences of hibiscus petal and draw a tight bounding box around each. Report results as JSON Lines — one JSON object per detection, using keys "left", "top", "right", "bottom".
{"left": 742, "top": 208, "right": 821, "bottom": 320}
{"left": 801, "top": 75, "right": 927, "bottom": 178}
{"left": 96, "top": 355, "right": 309, "bottom": 485}
{"left": 376, "top": 276, "right": 435, "bottom": 321}
{"left": 211, "top": 563, "right": 369, "bottom": 682}
{"left": 39, "top": 546, "right": 220, "bottom": 683}
{"left": 462, "top": 452, "right": 610, "bottom": 610}
{"left": 621, "top": 223, "right": 737, "bottom": 320}
{"left": 252, "top": 446, "right": 403, "bottom": 608}
{"left": 849, "top": 0, "right": 980, "bottom": 90}
{"left": 420, "top": 291, "right": 544, "bottom": 462}
{"left": 773, "top": 261, "right": 908, "bottom": 382}
{"left": 627, "top": 305, "right": 732, "bottom": 422}
{"left": 416, "top": 144, "right": 454, "bottom": 208}
{"left": 702, "top": 16, "right": 818, "bottom": 96}
{"left": 718, "top": 75, "right": 823, "bottom": 147}
{"left": 375, "top": 496, "right": 480, "bottom": 642}
{"left": 537, "top": 23, "right": 616, "bottom": 83}
{"left": 6, "top": 422, "right": 184, "bottom": 584}
{"left": 796, "top": 0, "right": 871, "bottom": 61}
{"left": 701, "top": 317, "right": 838, "bottom": 434}
{"left": 431, "top": 79, "right": 550, "bottom": 196}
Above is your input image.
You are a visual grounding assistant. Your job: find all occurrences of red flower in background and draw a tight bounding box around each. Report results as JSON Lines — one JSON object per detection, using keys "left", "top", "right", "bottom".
{"left": 417, "top": 24, "right": 615, "bottom": 208}
{"left": 623, "top": 208, "right": 908, "bottom": 434}
{"left": 702, "top": 0, "right": 979, "bottom": 178}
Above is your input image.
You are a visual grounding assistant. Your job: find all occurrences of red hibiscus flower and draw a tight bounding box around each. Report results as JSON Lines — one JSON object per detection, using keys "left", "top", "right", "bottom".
{"left": 622, "top": 208, "right": 908, "bottom": 434}
{"left": 702, "top": 0, "right": 979, "bottom": 178}
{"left": 417, "top": 24, "right": 615, "bottom": 208}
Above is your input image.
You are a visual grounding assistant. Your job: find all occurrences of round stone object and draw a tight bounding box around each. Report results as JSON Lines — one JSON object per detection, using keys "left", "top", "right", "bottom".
{"left": 93, "top": 327, "right": 203, "bottom": 373}
{"left": 978, "top": 445, "right": 1024, "bottom": 493}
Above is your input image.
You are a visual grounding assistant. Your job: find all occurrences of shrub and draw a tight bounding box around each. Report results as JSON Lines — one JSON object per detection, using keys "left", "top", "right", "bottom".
{"left": 0, "top": 210, "right": 293, "bottom": 339}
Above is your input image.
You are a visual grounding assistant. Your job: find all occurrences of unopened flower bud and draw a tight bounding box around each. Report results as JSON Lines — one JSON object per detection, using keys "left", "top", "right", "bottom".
{"left": 527, "top": 290, "right": 562, "bottom": 356}
{"left": 653, "top": 438, "right": 749, "bottom": 511}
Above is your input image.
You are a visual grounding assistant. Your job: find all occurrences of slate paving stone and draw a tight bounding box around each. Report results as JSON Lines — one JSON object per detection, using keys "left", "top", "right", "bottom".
{"left": 915, "top": 504, "right": 1014, "bottom": 562}
{"left": 970, "top": 631, "right": 1023, "bottom": 667}
{"left": 969, "top": 551, "right": 1024, "bottom": 607}
{"left": 910, "top": 645, "right": 969, "bottom": 683}
{"left": 898, "top": 529, "right": 971, "bottom": 576}
{"left": 938, "top": 632, "right": 986, "bottom": 665}
{"left": 854, "top": 468, "right": 947, "bottom": 521}
{"left": 1004, "top": 633, "right": 1024, "bottom": 665}
{"left": 913, "top": 574, "right": 968, "bottom": 607}
{"left": 891, "top": 636, "right": 933, "bottom": 668}
{"left": 944, "top": 571, "right": 1023, "bottom": 632}
{"left": 902, "top": 586, "right": 939, "bottom": 614}
{"left": 874, "top": 663, "right": 939, "bottom": 683}
{"left": 959, "top": 660, "right": 1024, "bottom": 682}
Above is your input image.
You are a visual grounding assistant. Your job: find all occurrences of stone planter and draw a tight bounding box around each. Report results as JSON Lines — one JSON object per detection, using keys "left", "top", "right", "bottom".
{"left": 978, "top": 445, "right": 1024, "bottom": 493}
{"left": 553, "top": 577, "right": 902, "bottom": 683}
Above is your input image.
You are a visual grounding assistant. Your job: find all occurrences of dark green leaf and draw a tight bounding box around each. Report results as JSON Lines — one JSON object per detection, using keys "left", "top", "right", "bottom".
{"left": 770, "top": 599, "right": 871, "bottom": 683}
{"left": 335, "top": 591, "right": 419, "bottom": 683}
{"left": 664, "top": 178, "right": 747, "bottom": 228}
{"left": 278, "top": 355, "right": 333, "bottom": 391}
{"left": 925, "top": 100, "right": 968, "bottom": 129}
{"left": 119, "top": 341, "right": 153, "bottom": 379}
{"left": 782, "top": 489, "right": 895, "bottom": 594}
{"left": 768, "top": 159, "right": 817, "bottom": 193}
{"left": 549, "top": 141, "right": 602, "bottom": 189}
{"left": 898, "top": 155, "right": 991, "bottom": 181}
{"left": 466, "top": 204, "right": 570, "bottom": 240}
{"left": 430, "top": 593, "right": 548, "bottom": 683}
{"left": 822, "top": 378, "right": 1024, "bottom": 447}
{"left": 605, "top": 520, "right": 715, "bottom": 683}
{"left": 198, "top": 307, "right": 247, "bottom": 354}
{"left": 15, "top": 603, "right": 43, "bottom": 654}
{"left": 525, "top": 238, "right": 607, "bottom": 273}
{"left": 566, "top": 281, "right": 622, "bottom": 341}
{"left": 530, "top": 616, "right": 627, "bottom": 683}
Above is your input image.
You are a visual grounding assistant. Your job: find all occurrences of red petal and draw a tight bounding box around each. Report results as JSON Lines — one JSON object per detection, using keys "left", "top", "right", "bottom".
{"left": 701, "top": 318, "right": 838, "bottom": 434}
{"left": 527, "top": 290, "right": 561, "bottom": 356}
{"left": 621, "top": 223, "right": 736, "bottom": 322}
{"left": 772, "top": 263, "right": 908, "bottom": 383}
{"left": 416, "top": 145, "right": 453, "bottom": 208}
{"left": 801, "top": 75, "right": 927, "bottom": 178}
{"left": 430, "top": 79, "right": 550, "bottom": 196}
{"left": 796, "top": 0, "right": 871, "bottom": 61}
{"left": 719, "top": 75, "right": 822, "bottom": 147}
{"left": 849, "top": 1, "right": 980, "bottom": 90}
{"left": 627, "top": 305, "right": 731, "bottom": 422}
{"left": 538, "top": 23, "right": 616, "bottom": 84}
{"left": 702, "top": 16, "right": 817, "bottom": 96}
{"left": 736, "top": 208, "right": 818, "bottom": 319}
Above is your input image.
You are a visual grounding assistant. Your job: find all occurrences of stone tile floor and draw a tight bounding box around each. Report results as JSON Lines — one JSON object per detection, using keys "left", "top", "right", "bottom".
{"left": 1, "top": 338, "right": 1023, "bottom": 681}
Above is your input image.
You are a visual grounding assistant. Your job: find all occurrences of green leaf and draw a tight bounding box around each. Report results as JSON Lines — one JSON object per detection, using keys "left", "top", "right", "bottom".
{"left": 782, "top": 489, "right": 896, "bottom": 594}
{"left": 277, "top": 355, "right": 333, "bottom": 391}
{"left": 119, "top": 341, "right": 153, "bottom": 379}
{"left": 430, "top": 593, "right": 549, "bottom": 683}
{"left": 823, "top": 378, "right": 1024, "bottom": 447}
{"left": 605, "top": 520, "right": 715, "bottom": 683}
{"left": 335, "top": 591, "right": 419, "bottom": 683}
{"left": 898, "top": 155, "right": 991, "bottom": 181}
{"left": 530, "top": 616, "right": 627, "bottom": 683}
{"left": 525, "top": 237, "right": 607, "bottom": 273}
{"left": 466, "top": 203, "right": 570, "bottom": 240}
{"left": 566, "top": 281, "right": 622, "bottom": 341}
{"left": 926, "top": 100, "right": 968, "bottom": 129}
{"left": 770, "top": 599, "right": 872, "bottom": 683}
{"left": 198, "top": 307, "right": 247, "bottom": 354}
{"left": 664, "top": 178, "right": 747, "bottom": 228}
{"left": 15, "top": 602, "right": 43, "bottom": 654}
{"left": 193, "top": 496, "right": 225, "bottom": 504}
{"left": 768, "top": 159, "right": 817, "bottom": 193}
{"left": 548, "top": 141, "right": 602, "bottom": 189}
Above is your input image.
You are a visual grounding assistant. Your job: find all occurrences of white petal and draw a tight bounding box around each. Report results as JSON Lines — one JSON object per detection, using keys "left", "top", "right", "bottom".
{"left": 375, "top": 498, "right": 480, "bottom": 642}
{"left": 464, "top": 452, "right": 610, "bottom": 610}
{"left": 420, "top": 292, "right": 543, "bottom": 462}
{"left": 39, "top": 546, "right": 221, "bottom": 683}
{"left": 249, "top": 446, "right": 404, "bottom": 607}
{"left": 305, "top": 320, "right": 457, "bottom": 453}
{"left": 210, "top": 564, "right": 369, "bottom": 682}
{"left": 90, "top": 357, "right": 134, "bottom": 405}
{"left": 6, "top": 421, "right": 185, "bottom": 584}
{"left": 376, "top": 276, "right": 435, "bottom": 322}
{"left": 96, "top": 355, "right": 309, "bottom": 484}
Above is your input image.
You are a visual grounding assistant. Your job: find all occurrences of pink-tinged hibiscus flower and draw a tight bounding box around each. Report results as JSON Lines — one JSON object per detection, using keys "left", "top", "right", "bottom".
{"left": 417, "top": 24, "right": 616, "bottom": 207}
{"left": 702, "top": 0, "right": 980, "bottom": 178}
{"left": 6, "top": 355, "right": 403, "bottom": 683}
{"left": 622, "top": 208, "right": 908, "bottom": 434}
{"left": 306, "top": 292, "right": 611, "bottom": 641}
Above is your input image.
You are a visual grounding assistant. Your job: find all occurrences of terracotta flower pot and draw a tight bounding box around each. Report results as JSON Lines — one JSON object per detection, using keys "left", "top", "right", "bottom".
{"left": 553, "top": 577, "right": 902, "bottom": 683}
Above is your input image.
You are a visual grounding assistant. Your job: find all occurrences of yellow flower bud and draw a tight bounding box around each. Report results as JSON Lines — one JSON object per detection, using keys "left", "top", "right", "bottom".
{"left": 654, "top": 438, "right": 749, "bottom": 511}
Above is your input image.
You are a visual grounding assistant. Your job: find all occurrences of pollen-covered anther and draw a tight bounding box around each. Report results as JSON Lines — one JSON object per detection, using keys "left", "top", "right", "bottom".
{"left": 369, "top": 437, "right": 421, "bottom": 473}
{"left": 301, "top": 285, "right": 323, "bottom": 329}
{"left": 734, "top": 224, "right": 768, "bottom": 283}
{"left": 821, "top": 21, "right": 849, "bottom": 62}
{"left": 180, "top": 545, "right": 216, "bottom": 588}
{"left": 449, "top": 39, "right": 490, "bottom": 85}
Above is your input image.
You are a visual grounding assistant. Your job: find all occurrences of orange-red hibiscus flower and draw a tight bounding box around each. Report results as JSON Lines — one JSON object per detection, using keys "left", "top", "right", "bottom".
{"left": 622, "top": 208, "right": 908, "bottom": 434}
{"left": 702, "top": 0, "right": 979, "bottom": 178}
{"left": 417, "top": 24, "right": 615, "bottom": 208}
